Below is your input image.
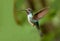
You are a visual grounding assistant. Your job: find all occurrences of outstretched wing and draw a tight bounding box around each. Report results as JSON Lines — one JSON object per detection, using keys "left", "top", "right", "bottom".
{"left": 33, "top": 7, "right": 49, "bottom": 20}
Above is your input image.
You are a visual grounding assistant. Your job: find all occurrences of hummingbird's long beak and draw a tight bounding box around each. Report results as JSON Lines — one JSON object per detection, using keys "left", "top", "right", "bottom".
{"left": 20, "top": 10, "right": 26, "bottom": 11}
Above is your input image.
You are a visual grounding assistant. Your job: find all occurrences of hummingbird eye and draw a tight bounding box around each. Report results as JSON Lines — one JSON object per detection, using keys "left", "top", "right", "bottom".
{"left": 28, "top": 9, "right": 31, "bottom": 11}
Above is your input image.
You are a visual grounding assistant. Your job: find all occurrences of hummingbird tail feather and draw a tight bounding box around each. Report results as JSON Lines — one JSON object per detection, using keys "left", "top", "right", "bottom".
{"left": 34, "top": 22, "right": 44, "bottom": 37}
{"left": 34, "top": 22, "right": 40, "bottom": 30}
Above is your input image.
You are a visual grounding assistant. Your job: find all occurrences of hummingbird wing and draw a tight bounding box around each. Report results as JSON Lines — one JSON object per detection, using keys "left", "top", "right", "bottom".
{"left": 33, "top": 7, "right": 49, "bottom": 20}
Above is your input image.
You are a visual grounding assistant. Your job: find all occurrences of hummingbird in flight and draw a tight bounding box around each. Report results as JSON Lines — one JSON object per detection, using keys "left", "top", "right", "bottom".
{"left": 22, "top": 7, "right": 49, "bottom": 36}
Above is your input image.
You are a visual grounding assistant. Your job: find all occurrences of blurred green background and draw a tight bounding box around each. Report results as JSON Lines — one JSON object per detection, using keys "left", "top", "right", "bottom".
{"left": 0, "top": 0, "right": 60, "bottom": 41}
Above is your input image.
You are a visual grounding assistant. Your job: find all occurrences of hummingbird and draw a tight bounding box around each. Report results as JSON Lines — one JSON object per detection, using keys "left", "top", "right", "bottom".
{"left": 22, "top": 7, "right": 49, "bottom": 36}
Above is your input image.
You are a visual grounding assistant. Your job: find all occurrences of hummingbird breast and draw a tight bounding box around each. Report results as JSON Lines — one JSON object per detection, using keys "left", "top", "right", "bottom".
{"left": 27, "top": 13, "right": 38, "bottom": 25}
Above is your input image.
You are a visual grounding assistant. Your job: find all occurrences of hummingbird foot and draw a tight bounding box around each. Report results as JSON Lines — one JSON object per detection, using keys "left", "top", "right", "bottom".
{"left": 32, "top": 24, "right": 35, "bottom": 27}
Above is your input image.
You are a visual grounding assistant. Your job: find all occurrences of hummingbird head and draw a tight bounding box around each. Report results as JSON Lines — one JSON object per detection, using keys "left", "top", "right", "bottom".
{"left": 25, "top": 8, "right": 32, "bottom": 14}
{"left": 21, "top": 8, "right": 32, "bottom": 14}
